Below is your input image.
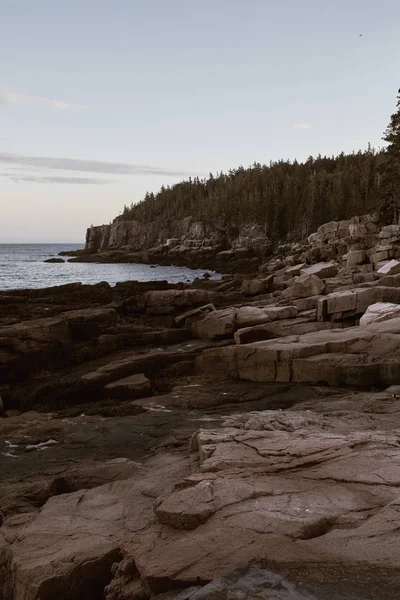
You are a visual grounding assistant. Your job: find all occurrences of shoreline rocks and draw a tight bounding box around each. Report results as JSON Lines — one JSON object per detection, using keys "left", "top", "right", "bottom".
{"left": 3, "top": 213, "right": 400, "bottom": 598}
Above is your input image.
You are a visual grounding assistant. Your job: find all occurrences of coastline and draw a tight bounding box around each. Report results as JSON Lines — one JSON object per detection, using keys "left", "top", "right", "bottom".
{"left": 2, "top": 214, "right": 400, "bottom": 598}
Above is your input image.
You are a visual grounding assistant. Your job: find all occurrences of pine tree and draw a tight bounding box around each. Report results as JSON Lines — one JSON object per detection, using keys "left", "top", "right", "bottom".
{"left": 379, "top": 90, "right": 400, "bottom": 223}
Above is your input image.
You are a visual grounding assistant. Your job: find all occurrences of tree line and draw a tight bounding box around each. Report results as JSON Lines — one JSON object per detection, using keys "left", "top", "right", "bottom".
{"left": 117, "top": 90, "right": 400, "bottom": 241}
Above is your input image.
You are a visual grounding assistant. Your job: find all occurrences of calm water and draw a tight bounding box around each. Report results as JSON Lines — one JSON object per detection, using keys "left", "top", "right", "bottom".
{"left": 0, "top": 244, "right": 220, "bottom": 290}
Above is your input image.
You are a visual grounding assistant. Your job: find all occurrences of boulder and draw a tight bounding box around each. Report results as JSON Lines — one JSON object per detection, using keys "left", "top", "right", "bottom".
{"left": 236, "top": 307, "right": 271, "bottom": 328}
{"left": 349, "top": 223, "right": 367, "bottom": 238}
{"left": 345, "top": 250, "right": 365, "bottom": 267}
{"left": 377, "top": 259, "right": 400, "bottom": 276}
{"left": 282, "top": 274, "right": 325, "bottom": 299}
{"left": 234, "top": 320, "right": 345, "bottom": 344}
{"left": 240, "top": 277, "right": 271, "bottom": 296}
{"left": 370, "top": 246, "right": 393, "bottom": 265}
{"left": 379, "top": 224, "right": 400, "bottom": 240}
{"left": 300, "top": 261, "right": 339, "bottom": 279}
{"left": 44, "top": 258, "right": 65, "bottom": 263}
{"left": 144, "top": 290, "right": 211, "bottom": 315}
{"left": 317, "top": 286, "right": 400, "bottom": 321}
{"left": 263, "top": 306, "right": 297, "bottom": 320}
{"left": 284, "top": 263, "right": 307, "bottom": 277}
{"left": 360, "top": 303, "right": 400, "bottom": 327}
{"left": 192, "top": 308, "right": 237, "bottom": 339}
{"left": 159, "top": 564, "right": 317, "bottom": 600}
{"left": 175, "top": 304, "right": 216, "bottom": 328}
{"left": 104, "top": 373, "right": 152, "bottom": 399}
{"left": 293, "top": 295, "right": 324, "bottom": 311}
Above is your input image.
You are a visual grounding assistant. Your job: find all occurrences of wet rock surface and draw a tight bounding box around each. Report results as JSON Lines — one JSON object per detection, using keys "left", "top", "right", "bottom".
{"left": 3, "top": 214, "right": 400, "bottom": 598}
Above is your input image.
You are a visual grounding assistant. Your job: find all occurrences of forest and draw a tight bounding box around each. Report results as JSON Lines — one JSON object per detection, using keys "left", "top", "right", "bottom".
{"left": 117, "top": 91, "right": 400, "bottom": 242}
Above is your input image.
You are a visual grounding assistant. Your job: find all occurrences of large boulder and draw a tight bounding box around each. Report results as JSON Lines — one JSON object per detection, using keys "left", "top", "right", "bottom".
{"left": 175, "top": 304, "right": 216, "bottom": 328}
{"left": 360, "top": 303, "right": 400, "bottom": 327}
{"left": 317, "top": 286, "right": 400, "bottom": 322}
{"left": 282, "top": 274, "right": 325, "bottom": 299}
{"left": 377, "top": 259, "right": 400, "bottom": 276}
{"left": 263, "top": 306, "right": 298, "bottom": 320}
{"left": 345, "top": 250, "right": 365, "bottom": 267}
{"left": 192, "top": 308, "right": 237, "bottom": 339}
{"left": 240, "top": 277, "right": 271, "bottom": 296}
{"left": 284, "top": 263, "right": 307, "bottom": 277}
{"left": 236, "top": 307, "right": 271, "bottom": 328}
{"left": 300, "top": 261, "right": 339, "bottom": 279}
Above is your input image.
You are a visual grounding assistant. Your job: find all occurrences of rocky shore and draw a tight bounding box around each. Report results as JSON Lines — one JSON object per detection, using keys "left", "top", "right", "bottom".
{"left": 2, "top": 214, "right": 400, "bottom": 599}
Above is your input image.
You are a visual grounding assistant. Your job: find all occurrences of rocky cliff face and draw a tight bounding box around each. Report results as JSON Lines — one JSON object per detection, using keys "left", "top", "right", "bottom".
{"left": 85, "top": 217, "right": 226, "bottom": 253}
{"left": 82, "top": 217, "right": 271, "bottom": 271}
{"left": 82, "top": 214, "right": 385, "bottom": 274}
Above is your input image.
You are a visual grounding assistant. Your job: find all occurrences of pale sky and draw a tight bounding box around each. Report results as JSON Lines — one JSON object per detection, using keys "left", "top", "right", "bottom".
{"left": 1, "top": 0, "right": 399, "bottom": 242}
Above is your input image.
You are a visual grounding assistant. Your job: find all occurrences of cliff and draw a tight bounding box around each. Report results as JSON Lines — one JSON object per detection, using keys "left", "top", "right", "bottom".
{"left": 80, "top": 213, "right": 385, "bottom": 275}
{"left": 81, "top": 217, "right": 271, "bottom": 271}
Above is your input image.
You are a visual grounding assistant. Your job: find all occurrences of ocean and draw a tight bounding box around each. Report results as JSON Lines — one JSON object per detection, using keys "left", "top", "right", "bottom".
{"left": 0, "top": 244, "right": 220, "bottom": 291}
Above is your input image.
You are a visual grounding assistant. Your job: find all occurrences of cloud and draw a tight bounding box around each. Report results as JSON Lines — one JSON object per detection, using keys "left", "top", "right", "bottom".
{"left": 294, "top": 122, "right": 311, "bottom": 129}
{"left": 3, "top": 174, "right": 114, "bottom": 185}
{"left": 0, "top": 88, "right": 85, "bottom": 111}
{"left": 0, "top": 151, "right": 200, "bottom": 178}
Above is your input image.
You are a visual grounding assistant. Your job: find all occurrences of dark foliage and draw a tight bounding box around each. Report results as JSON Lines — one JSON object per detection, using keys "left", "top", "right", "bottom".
{"left": 379, "top": 91, "right": 400, "bottom": 224}
{"left": 118, "top": 147, "right": 383, "bottom": 241}
{"left": 115, "top": 90, "right": 400, "bottom": 240}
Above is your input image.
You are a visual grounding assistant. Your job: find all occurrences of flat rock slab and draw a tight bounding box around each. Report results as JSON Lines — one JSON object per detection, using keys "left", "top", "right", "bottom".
{"left": 105, "top": 373, "right": 152, "bottom": 399}
{"left": 3, "top": 388, "right": 400, "bottom": 598}
{"left": 200, "top": 318, "right": 400, "bottom": 386}
{"left": 300, "top": 261, "right": 339, "bottom": 279}
{"left": 360, "top": 302, "right": 400, "bottom": 326}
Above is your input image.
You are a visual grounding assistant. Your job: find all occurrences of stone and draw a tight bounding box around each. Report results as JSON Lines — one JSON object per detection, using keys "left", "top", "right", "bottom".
{"left": 235, "top": 307, "right": 271, "bottom": 328}
{"left": 240, "top": 277, "right": 271, "bottom": 296}
{"left": 345, "top": 250, "right": 365, "bottom": 267}
{"left": 379, "top": 224, "right": 400, "bottom": 239}
{"left": 144, "top": 290, "right": 211, "bottom": 314}
{"left": 370, "top": 246, "right": 393, "bottom": 265}
{"left": 131, "top": 407, "right": 400, "bottom": 591}
{"left": 293, "top": 296, "right": 324, "bottom": 311}
{"left": 175, "top": 304, "right": 216, "bottom": 328}
{"left": 323, "top": 290, "right": 357, "bottom": 317}
{"left": 359, "top": 302, "right": 400, "bottom": 327}
{"left": 82, "top": 345, "right": 206, "bottom": 387}
{"left": 234, "top": 320, "right": 344, "bottom": 344}
{"left": 384, "top": 385, "right": 400, "bottom": 396}
{"left": 44, "top": 258, "right": 65, "bottom": 263}
{"left": 284, "top": 263, "right": 308, "bottom": 277}
{"left": 191, "top": 308, "right": 237, "bottom": 339}
{"left": 166, "top": 564, "right": 316, "bottom": 600}
{"left": 282, "top": 274, "right": 325, "bottom": 299}
{"left": 377, "top": 259, "right": 400, "bottom": 276}
{"left": 263, "top": 306, "right": 298, "bottom": 320}
{"left": 200, "top": 318, "right": 400, "bottom": 386}
{"left": 317, "top": 287, "right": 400, "bottom": 321}
{"left": 349, "top": 223, "right": 367, "bottom": 238}
{"left": 300, "top": 261, "right": 339, "bottom": 279}
{"left": 104, "top": 373, "right": 152, "bottom": 399}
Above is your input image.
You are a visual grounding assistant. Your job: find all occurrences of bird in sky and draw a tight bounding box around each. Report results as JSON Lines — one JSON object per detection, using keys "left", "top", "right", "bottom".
{"left": 359, "top": 34, "right": 363, "bottom": 36}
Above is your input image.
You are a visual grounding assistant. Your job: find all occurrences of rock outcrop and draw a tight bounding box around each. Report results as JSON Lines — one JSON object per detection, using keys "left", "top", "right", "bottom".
{"left": 4, "top": 213, "right": 400, "bottom": 598}
{"left": 77, "top": 213, "right": 386, "bottom": 272}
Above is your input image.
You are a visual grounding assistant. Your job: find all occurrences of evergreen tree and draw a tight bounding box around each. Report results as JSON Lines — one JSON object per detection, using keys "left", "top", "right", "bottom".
{"left": 379, "top": 90, "right": 400, "bottom": 224}
{"left": 116, "top": 149, "right": 384, "bottom": 240}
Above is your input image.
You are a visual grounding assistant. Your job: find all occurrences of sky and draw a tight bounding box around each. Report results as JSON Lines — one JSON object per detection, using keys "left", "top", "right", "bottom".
{"left": 1, "top": 0, "right": 400, "bottom": 242}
